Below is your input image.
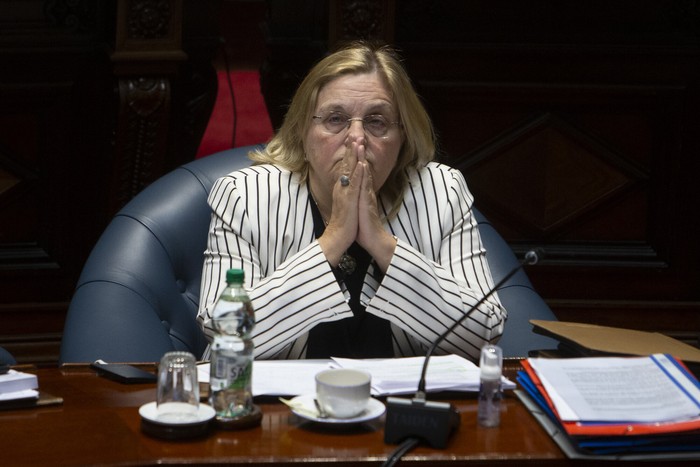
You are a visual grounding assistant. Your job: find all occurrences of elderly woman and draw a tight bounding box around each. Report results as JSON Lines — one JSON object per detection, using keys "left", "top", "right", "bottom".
{"left": 197, "top": 42, "right": 506, "bottom": 362}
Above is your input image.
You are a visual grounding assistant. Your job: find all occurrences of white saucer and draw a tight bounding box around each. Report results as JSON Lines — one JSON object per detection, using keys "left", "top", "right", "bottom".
{"left": 139, "top": 401, "right": 215, "bottom": 426}
{"left": 287, "top": 394, "right": 385, "bottom": 424}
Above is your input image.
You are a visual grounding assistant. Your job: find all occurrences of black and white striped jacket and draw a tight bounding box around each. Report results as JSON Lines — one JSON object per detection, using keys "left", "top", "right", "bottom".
{"left": 197, "top": 162, "right": 506, "bottom": 362}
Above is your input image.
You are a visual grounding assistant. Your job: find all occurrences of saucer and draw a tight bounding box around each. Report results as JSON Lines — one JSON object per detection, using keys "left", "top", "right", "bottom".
{"left": 139, "top": 401, "right": 215, "bottom": 440}
{"left": 139, "top": 401, "right": 215, "bottom": 426}
{"left": 287, "top": 394, "right": 385, "bottom": 424}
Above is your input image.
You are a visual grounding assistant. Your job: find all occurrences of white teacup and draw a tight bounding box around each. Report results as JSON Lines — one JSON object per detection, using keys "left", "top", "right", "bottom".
{"left": 315, "top": 368, "right": 371, "bottom": 419}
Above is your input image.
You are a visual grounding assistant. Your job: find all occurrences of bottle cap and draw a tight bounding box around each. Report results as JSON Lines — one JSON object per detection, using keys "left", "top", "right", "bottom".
{"left": 226, "top": 268, "right": 245, "bottom": 284}
{"left": 479, "top": 344, "right": 503, "bottom": 381}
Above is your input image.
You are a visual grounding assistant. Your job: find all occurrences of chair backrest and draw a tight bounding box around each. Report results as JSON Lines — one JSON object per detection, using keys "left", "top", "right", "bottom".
{"left": 59, "top": 146, "right": 257, "bottom": 363}
{"left": 473, "top": 210, "right": 559, "bottom": 356}
{"left": 0, "top": 347, "right": 16, "bottom": 366}
{"left": 60, "top": 146, "right": 557, "bottom": 363}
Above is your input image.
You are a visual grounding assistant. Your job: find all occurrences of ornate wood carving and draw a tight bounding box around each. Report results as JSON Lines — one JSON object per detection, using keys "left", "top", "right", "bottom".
{"left": 113, "top": 77, "right": 170, "bottom": 207}
{"left": 111, "top": 0, "right": 184, "bottom": 214}
{"left": 127, "top": 0, "right": 171, "bottom": 39}
{"left": 329, "top": 0, "right": 395, "bottom": 46}
{"left": 113, "top": 0, "right": 185, "bottom": 64}
{"left": 43, "top": 0, "right": 96, "bottom": 32}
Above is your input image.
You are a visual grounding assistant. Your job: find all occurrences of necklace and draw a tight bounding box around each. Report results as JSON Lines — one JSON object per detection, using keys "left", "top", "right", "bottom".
{"left": 309, "top": 188, "right": 357, "bottom": 276}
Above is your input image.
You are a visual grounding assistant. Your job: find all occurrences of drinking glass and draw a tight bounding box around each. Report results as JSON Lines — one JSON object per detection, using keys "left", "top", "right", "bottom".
{"left": 156, "top": 351, "right": 199, "bottom": 423}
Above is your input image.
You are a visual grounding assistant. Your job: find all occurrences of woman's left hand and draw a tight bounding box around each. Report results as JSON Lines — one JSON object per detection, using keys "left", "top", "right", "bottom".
{"left": 355, "top": 146, "right": 397, "bottom": 273}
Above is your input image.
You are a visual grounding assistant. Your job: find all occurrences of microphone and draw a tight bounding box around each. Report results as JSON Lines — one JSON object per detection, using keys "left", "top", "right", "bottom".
{"left": 383, "top": 248, "right": 543, "bottom": 449}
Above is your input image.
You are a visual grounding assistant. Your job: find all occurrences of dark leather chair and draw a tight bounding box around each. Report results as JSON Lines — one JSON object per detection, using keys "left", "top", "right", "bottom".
{"left": 473, "top": 211, "right": 559, "bottom": 356}
{"left": 0, "top": 347, "right": 16, "bottom": 366}
{"left": 59, "top": 146, "right": 257, "bottom": 364}
{"left": 59, "top": 146, "right": 557, "bottom": 364}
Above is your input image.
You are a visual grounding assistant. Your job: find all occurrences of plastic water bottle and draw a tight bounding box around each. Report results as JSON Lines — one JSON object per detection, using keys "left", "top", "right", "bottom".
{"left": 477, "top": 344, "right": 503, "bottom": 428}
{"left": 209, "top": 268, "right": 256, "bottom": 424}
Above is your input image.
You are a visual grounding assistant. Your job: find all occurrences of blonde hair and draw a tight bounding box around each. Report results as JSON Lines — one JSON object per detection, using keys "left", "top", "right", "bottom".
{"left": 250, "top": 41, "right": 436, "bottom": 218}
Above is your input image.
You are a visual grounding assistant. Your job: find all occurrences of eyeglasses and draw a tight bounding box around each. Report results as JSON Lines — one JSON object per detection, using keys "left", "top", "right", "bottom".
{"left": 311, "top": 111, "right": 400, "bottom": 138}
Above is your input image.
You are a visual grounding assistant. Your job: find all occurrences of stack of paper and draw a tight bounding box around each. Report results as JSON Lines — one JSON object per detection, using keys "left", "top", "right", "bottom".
{"left": 0, "top": 370, "right": 39, "bottom": 406}
{"left": 333, "top": 355, "right": 515, "bottom": 395}
{"left": 517, "top": 354, "right": 700, "bottom": 458}
{"left": 198, "top": 354, "right": 516, "bottom": 397}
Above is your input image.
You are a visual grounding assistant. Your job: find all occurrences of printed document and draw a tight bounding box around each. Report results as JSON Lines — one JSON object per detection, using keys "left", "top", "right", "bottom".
{"left": 198, "top": 354, "right": 515, "bottom": 397}
{"left": 529, "top": 354, "right": 700, "bottom": 423}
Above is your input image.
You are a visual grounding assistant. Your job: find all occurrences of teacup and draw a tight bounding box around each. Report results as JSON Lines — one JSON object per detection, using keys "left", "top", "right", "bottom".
{"left": 315, "top": 368, "right": 371, "bottom": 419}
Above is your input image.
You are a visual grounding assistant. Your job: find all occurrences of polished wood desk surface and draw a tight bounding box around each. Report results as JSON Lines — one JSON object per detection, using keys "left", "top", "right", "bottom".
{"left": 2, "top": 361, "right": 678, "bottom": 467}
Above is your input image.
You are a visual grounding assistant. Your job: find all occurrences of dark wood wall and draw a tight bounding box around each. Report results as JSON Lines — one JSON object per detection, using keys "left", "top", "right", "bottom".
{"left": 262, "top": 0, "right": 700, "bottom": 345}
{"left": 402, "top": 1, "right": 700, "bottom": 343}
{"left": 406, "top": 1, "right": 700, "bottom": 344}
{"left": 2, "top": 0, "right": 699, "bottom": 364}
{"left": 0, "top": 0, "right": 220, "bottom": 364}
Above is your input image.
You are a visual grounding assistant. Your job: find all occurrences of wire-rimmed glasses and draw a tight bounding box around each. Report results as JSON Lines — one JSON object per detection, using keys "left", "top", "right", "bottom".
{"left": 311, "top": 111, "right": 400, "bottom": 138}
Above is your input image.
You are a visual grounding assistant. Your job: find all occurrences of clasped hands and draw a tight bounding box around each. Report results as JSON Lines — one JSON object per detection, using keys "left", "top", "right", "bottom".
{"left": 318, "top": 136, "right": 397, "bottom": 274}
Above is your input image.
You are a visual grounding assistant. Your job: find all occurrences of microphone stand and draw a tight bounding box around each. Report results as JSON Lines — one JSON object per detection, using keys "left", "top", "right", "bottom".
{"left": 383, "top": 250, "right": 541, "bottom": 450}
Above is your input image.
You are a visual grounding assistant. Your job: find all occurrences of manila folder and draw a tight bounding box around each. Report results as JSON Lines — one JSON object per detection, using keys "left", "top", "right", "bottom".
{"left": 530, "top": 320, "right": 700, "bottom": 364}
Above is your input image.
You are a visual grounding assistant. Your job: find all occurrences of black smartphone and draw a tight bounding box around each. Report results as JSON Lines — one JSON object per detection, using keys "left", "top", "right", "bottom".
{"left": 90, "top": 361, "right": 157, "bottom": 384}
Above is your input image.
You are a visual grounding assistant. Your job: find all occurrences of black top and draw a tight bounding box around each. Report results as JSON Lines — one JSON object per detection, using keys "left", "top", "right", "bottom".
{"left": 306, "top": 192, "right": 393, "bottom": 359}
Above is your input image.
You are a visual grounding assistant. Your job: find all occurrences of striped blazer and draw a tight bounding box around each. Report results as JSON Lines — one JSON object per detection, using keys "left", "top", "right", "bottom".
{"left": 197, "top": 162, "right": 506, "bottom": 362}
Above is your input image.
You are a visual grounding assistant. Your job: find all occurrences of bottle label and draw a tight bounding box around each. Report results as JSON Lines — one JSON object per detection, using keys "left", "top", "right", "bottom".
{"left": 212, "top": 355, "right": 252, "bottom": 390}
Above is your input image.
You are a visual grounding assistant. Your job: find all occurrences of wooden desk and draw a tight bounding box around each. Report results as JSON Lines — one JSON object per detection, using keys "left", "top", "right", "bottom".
{"left": 0, "top": 364, "right": 683, "bottom": 466}
{"left": 0, "top": 364, "right": 552, "bottom": 466}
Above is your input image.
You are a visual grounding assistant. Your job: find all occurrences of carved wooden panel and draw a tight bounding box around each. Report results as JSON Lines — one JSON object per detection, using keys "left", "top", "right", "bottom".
{"left": 329, "top": 0, "right": 395, "bottom": 45}
{"left": 0, "top": 0, "right": 220, "bottom": 364}
{"left": 393, "top": 0, "right": 700, "bottom": 340}
{"left": 0, "top": 0, "right": 114, "bottom": 364}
